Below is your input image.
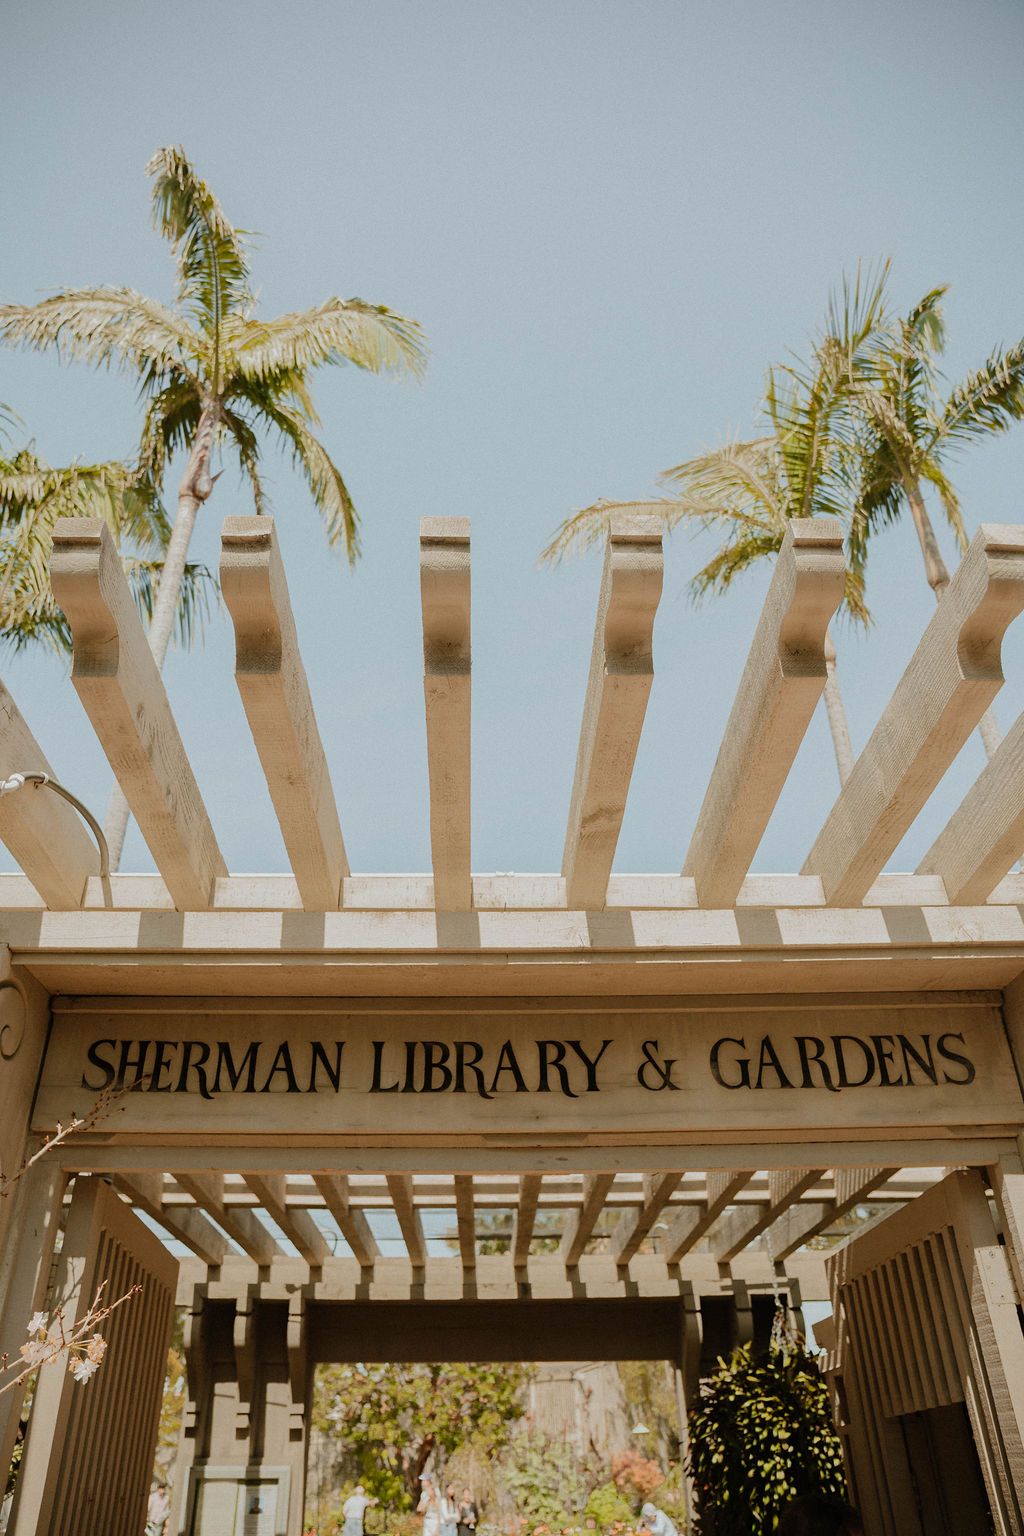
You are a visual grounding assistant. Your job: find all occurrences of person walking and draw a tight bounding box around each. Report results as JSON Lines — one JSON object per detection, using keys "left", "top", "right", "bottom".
{"left": 440, "top": 1482, "right": 458, "bottom": 1536}
{"left": 342, "top": 1484, "right": 378, "bottom": 1536}
{"left": 457, "top": 1486, "right": 479, "bottom": 1536}
{"left": 418, "top": 1475, "right": 442, "bottom": 1536}
{"left": 145, "top": 1483, "right": 170, "bottom": 1536}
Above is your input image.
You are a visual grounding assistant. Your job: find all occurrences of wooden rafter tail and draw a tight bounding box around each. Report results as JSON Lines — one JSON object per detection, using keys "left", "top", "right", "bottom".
{"left": 420, "top": 518, "right": 471, "bottom": 911}
{"left": 0, "top": 680, "right": 98, "bottom": 909}
{"left": 563, "top": 515, "right": 663, "bottom": 911}
{"left": 610, "top": 1171, "right": 682, "bottom": 1265}
{"left": 559, "top": 1173, "right": 616, "bottom": 1267}
{"left": 803, "top": 524, "right": 1024, "bottom": 906}
{"left": 313, "top": 1173, "right": 379, "bottom": 1268}
{"left": 659, "top": 1170, "right": 753, "bottom": 1263}
{"left": 512, "top": 1174, "right": 543, "bottom": 1267}
{"left": 386, "top": 1172, "right": 427, "bottom": 1268}
{"left": 917, "top": 706, "right": 1024, "bottom": 903}
{"left": 765, "top": 1166, "right": 897, "bottom": 1261}
{"left": 221, "top": 517, "right": 348, "bottom": 911}
{"left": 113, "top": 1171, "right": 230, "bottom": 1265}
{"left": 173, "top": 1171, "right": 281, "bottom": 1266}
{"left": 711, "top": 1168, "right": 825, "bottom": 1263}
{"left": 244, "top": 1173, "right": 327, "bottom": 1266}
{"left": 683, "top": 518, "right": 846, "bottom": 907}
{"left": 49, "top": 518, "right": 227, "bottom": 911}
{"left": 454, "top": 1174, "right": 476, "bottom": 1270}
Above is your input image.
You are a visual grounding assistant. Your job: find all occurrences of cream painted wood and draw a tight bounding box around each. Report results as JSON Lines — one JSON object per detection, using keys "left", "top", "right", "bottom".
{"left": 313, "top": 1174, "right": 379, "bottom": 1266}
{"left": 420, "top": 518, "right": 471, "bottom": 910}
{"left": 712, "top": 1168, "right": 824, "bottom": 1261}
{"left": 244, "top": 1172, "right": 328, "bottom": 1266}
{"left": 387, "top": 1173, "right": 427, "bottom": 1266}
{"left": 765, "top": 1164, "right": 896, "bottom": 1260}
{"left": 220, "top": 517, "right": 348, "bottom": 909}
{"left": 512, "top": 1174, "right": 543, "bottom": 1265}
{"left": 174, "top": 1170, "right": 281, "bottom": 1264}
{"left": 454, "top": 1173, "right": 476, "bottom": 1269}
{"left": 683, "top": 519, "right": 845, "bottom": 906}
{"left": 0, "top": 681, "right": 98, "bottom": 907}
{"left": 562, "top": 515, "right": 663, "bottom": 910}
{"left": 918, "top": 706, "right": 1024, "bottom": 903}
{"left": 559, "top": 1173, "right": 616, "bottom": 1266}
{"left": 660, "top": 1170, "right": 753, "bottom": 1262}
{"left": 49, "top": 519, "right": 227, "bottom": 910}
{"left": 803, "top": 525, "right": 1024, "bottom": 905}
{"left": 113, "top": 1171, "right": 229, "bottom": 1264}
{"left": 610, "top": 1172, "right": 681, "bottom": 1264}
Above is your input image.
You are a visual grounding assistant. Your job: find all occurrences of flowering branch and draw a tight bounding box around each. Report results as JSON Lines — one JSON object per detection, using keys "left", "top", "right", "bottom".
{"left": 0, "top": 1281, "right": 142, "bottom": 1397}
{"left": 0, "top": 1081, "right": 137, "bottom": 1202}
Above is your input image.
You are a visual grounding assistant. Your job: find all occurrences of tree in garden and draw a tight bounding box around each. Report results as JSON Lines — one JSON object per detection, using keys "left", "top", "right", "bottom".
{"left": 312, "top": 1360, "right": 531, "bottom": 1508}
{"left": 492, "top": 1427, "right": 602, "bottom": 1531}
{"left": 686, "top": 1338, "right": 847, "bottom": 1536}
{"left": 0, "top": 145, "right": 426, "bottom": 863}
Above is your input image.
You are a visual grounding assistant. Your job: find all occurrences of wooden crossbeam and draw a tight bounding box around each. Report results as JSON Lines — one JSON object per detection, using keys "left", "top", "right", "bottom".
{"left": 712, "top": 1169, "right": 824, "bottom": 1262}
{"left": 221, "top": 518, "right": 348, "bottom": 910}
{"left": 386, "top": 1173, "right": 427, "bottom": 1267}
{"left": 765, "top": 1166, "right": 896, "bottom": 1261}
{"left": 559, "top": 1173, "right": 616, "bottom": 1266}
{"left": 0, "top": 681, "right": 98, "bottom": 908}
{"left": 244, "top": 1173, "right": 327, "bottom": 1266}
{"left": 660, "top": 1170, "right": 753, "bottom": 1262}
{"left": 454, "top": 1175, "right": 476, "bottom": 1270}
{"left": 174, "top": 1172, "right": 280, "bottom": 1266}
{"left": 562, "top": 516, "right": 663, "bottom": 910}
{"left": 512, "top": 1175, "right": 543, "bottom": 1266}
{"left": 803, "top": 525, "right": 1024, "bottom": 905}
{"left": 610, "top": 1172, "right": 681, "bottom": 1265}
{"left": 683, "top": 520, "right": 845, "bottom": 906}
{"left": 917, "top": 707, "right": 1024, "bottom": 902}
{"left": 49, "top": 519, "right": 227, "bottom": 910}
{"left": 313, "top": 1174, "right": 379, "bottom": 1267}
{"left": 420, "top": 518, "right": 472, "bottom": 910}
{"left": 114, "top": 1172, "right": 229, "bottom": 1265}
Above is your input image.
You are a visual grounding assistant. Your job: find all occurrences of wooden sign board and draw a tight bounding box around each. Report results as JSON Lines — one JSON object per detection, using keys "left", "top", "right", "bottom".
{"left": 34, "top": 995, "right": 1024, "bottom": 1144}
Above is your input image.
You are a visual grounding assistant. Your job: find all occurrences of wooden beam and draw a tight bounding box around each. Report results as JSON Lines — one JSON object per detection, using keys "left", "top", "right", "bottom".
{"left": 244, "top": 1173, "right": 327, "bottom": 1266}
{"left": 512, "top": 1175, "right": 543, "bottom": 1267}
{"left": 313, "top": 1174, "right": 379, "bottom": 1267}
{"left": 917, "top": 707, "right": 1024, "bottom": 903}
{"left": 660, "top": 1170, "right": 753, "bottom": 1262}
{"left": 220, "top": 517, "right": 348, "bottom": 910}
{"left": 420, "top": 518, "right": 471, "bottom": 910}
{"left": 562, "top": 516, "right": 663, "bottom": 910}
{"left": 173, "top": 1172, "right": 280, "bottom": 1266}
{"left": 765, "top": 1166, "right": 896, "bottom": 1261}
{"left": 559, "top": 1173, "right": 616, "bottom": 1267}
{"left": 386, "top": 1173, "right": 427, "bottom": 1267}
{"left": 610, "top": 1172, "right": 681, "bottom": 1265}
{"left": 0, "top": 682, "right": 98, "bottom": 908}
{"left": 49, "top": 519, "right": 226, "bottom": 909}
{"left": 712, "top": 1169, "right": 824, "bottom": 1262}
{"left": 454, "top": 1174, "right": 476, "bottom": 1270}
{"left": 113, "top": 1172, "right": 230, "bottom": 1265}
{"left": 683, "top": 520, "right": 845, "bottom": 905}
{"left": 803, "top": 525, "right": 1024, "bottom": 905}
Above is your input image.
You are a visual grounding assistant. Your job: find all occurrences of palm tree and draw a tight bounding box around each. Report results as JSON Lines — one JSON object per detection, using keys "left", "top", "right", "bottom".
{"left": 0, "top": 146, "right": 426, "bottom": 865}
{"left": 542, "top": 267, "right": 891, "bottom": 784}
{"left": 847, "top": 288, "right": 1024, "bottom": 755}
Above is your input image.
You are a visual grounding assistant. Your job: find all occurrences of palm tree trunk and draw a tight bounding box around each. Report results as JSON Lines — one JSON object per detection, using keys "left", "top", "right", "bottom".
{"left": 905, "top": 475, "right": 1002, "bottom": 761}
{"left": 103, "top": 405, "right": 218, "bottom": 871}
{"left": 823, "top": 627, "right": 854, "bottom": 786}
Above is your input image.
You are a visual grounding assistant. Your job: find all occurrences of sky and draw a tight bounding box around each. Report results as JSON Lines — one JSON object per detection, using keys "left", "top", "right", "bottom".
{"left": 3, "top": 0, "right": 1024, "bottom": 883}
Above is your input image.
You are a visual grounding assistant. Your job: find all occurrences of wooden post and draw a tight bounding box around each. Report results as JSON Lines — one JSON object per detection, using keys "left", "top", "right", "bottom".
{"left": 420, "top": 519, "right": 472, "bottom": 910}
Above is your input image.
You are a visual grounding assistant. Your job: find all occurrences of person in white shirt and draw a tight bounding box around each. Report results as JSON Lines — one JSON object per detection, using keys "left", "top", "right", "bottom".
{"left": 343, "top": 1484, "right": 378, "bottom": 1536}
{"left": 418, "top": 1476, "right": 442, "bottom": 1536}
{"left": 146, "top": 1484, "right": 171, "bottom": 1536}
{"left": 638, "top": 1503, "right": 677, "bottom": 1536}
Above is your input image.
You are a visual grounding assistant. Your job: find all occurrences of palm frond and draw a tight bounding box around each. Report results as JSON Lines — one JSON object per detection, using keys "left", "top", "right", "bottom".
{"left": 937, "top": 336, "right": 1024, "bottom": 449}
{"left": 539, "top": 499, "right": 680, "bottom": 564}
{"left": 0, "top": 289, "right": 199, "bottom": 377}
{"left": 218, "top": 403, "right": 267, "bottom": 514}
{"left": 146, "top": 145, "right": 252, "bottom": 337}
{"left": 228, "top": 298, "right": 428, "bottom": 382}
{"left": 917, "top": 456, "right": 966, "bottom": 551}
{"left": 137, "top": 379, "right": 203, "bottom": 490}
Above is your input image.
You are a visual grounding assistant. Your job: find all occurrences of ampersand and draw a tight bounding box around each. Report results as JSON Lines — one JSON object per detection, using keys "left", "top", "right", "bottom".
{"left": 637, "top": 1038, "right": 679, "bottom": 1091}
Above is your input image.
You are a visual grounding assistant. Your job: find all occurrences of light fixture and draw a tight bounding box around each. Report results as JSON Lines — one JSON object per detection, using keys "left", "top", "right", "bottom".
{"left": 0, "top": 771, "right": 112, "bottom": 908}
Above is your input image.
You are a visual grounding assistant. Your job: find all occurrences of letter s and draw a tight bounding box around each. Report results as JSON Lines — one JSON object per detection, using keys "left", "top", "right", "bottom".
{"left": 82, "top": 1038, "right": 116, "bottom": 1091}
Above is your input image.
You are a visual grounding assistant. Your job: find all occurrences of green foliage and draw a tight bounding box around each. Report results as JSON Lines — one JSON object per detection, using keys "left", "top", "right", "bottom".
{"left": 686, "top": 1340, "right": 846, "bottom": 1536}
{"left": 584, "top": 1479, "right": 634, "bottom": 1528}
{"left": 153, "top": 1308, "right": 187, "bottom": 1482}
{"left": 615, "top": 1361, "right": 682, "bottom": 1466}
{"left": 493, "top": 1429, "right": 601, "bottom": 1531}
{"left": 313, "top": 1361, "right": 531, "bottom": 1508}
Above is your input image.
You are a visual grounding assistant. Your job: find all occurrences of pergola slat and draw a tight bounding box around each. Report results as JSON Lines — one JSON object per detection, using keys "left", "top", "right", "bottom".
{"left": 386, "top": 1173, "right": 427, "bottom": 1267}
{"left": 0, "top": 680, "right": 98, "bottom": 908}
{"left": 114, "top": 1172, "right": 230, "bottom": 1265}
{"left": 766, "top": 1166, "right": 896, "bottom": 1261}
{"left": 917, "top": 707, "right": 1024, "bottom": 903}
{"left": 712, "top": 1168, "right": 825, "bottom": 1262}
{"left": 610, "top": 1172, "right": 681, "bottom": 1265}
{"left": 660, "top": 1170, "right": 753, "bottom": 1262}
{"left": 559, "top": 1173, "right": 616, "bottom": 1266}
{"left": 49, "top": 519, "right": 227, "bottom": 910}
{"left": 313, "top": 1174, "right": 379, "bottom": 1267}
{"left": 454, "top": 1174, "right": 476, "bottom": 1270}
{"left": 244, "top": 1173, "right": 327, "bottom": 1266}
{"left": 420, "top": 518, "right": 472, "bottom": 910}
{"left": 803, "top": 525, "right": 1024, "bottom": 906}
{"left": 562, "top": 516, "right": 663, "bottom": 911}
{"left": 683, "top": 520, "right": 845, "bottom": 906}
{"left": 221, "top": 517, "right": 348, "bottom": 910}
{"left": 174, "top": 1172, "right": 281, "bottom": 1265}
{"left": 512, "top": 1175, "right": 543, "bottom": 1266}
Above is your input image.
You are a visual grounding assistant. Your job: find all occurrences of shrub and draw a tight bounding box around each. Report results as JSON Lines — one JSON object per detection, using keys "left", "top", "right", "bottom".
{"left": 610, "top": 1450, "right": 664, "bottom": 1504}
{"left": 687, "top": 1339, "right": 847, "bottom": 1536}
{"left": 584, "top": 1480, "right": 634, "bottom": 1529}
{"left": 493, "top": 1430, "right": 601, "bottom": 1531}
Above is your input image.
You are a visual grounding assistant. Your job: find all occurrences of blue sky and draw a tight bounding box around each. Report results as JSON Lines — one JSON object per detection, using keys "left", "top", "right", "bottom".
{"left": 3, "top": 0, "right": 1024, "bottom": 880}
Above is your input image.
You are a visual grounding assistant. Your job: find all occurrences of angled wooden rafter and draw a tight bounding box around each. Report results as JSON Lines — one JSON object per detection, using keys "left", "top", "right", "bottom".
{"left": 173, "top": 1171, "right": 280, "bottom": 1266}
{"left": 563, "top": 515, "right": 663, "bottom": 910}
{"left": 660, "top": 1170, "right": 753, "bottom": 1263}
{"left": 610, "top": 1171, "right": 682, "bottom": 1265}
{"left": 244, "top": 1173, "right": 328, "bottom": 1266}
{"left": 221, "top": 517, "right": 348, "bottom": 910}
{"left": 512, "top": 1174, "right": 543, "bottom": 1266}
{"left": 559, "top": 1173, "right": 616, "bottom": 1267}
{"left": 763, "top": 1166, "right": 897, "bottom": 1262}
{"left": 313, "top": 1174, "right": 379, "bottom": 1267}
{"left": 113, "top": 1171, "right": 230, "bottom": 1265}
{"left": 387, "top": 1173, "right": 427, "bottom": 1268}
{"left": 711, "top": 1168, "right": 825, "bottom": 1262}
{"left": 917, "top": 706, "right": 1024, "bottom": 903}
